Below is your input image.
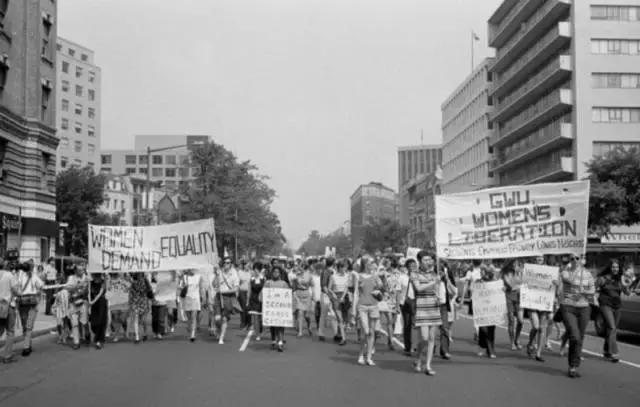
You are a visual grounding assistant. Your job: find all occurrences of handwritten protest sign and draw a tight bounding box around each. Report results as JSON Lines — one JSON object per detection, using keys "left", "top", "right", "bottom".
{"left": 520, "top": 263, "right": 558, "bottom": 312}
{"left": 435, "top": 181, "right": 589, "bottom": 259}
{"left": 88, "top": 219, "right": 217, "bottom": 273}
{"left": 471, "top": 280, "right": 507, "bottom": 328}
{"left": 262, "top": 287, "right": 294, "bottom": 327}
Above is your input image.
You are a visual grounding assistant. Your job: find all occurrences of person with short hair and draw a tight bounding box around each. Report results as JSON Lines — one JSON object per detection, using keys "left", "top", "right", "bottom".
{"left": 399, "top": 258, "right": 416, "bottom": 356}
{"left": 411, "top": 251, "right": 441, "bottom": 375}
{"left": 15, "top": 261, "right": 44, "bottom": 356}
{"left": 262, "top": 266, "right": 290, "bottom": 352}
{"left": 247, "top": 262, "right": 266, "bottom": 341}
{"left": 318, "top": 258, "right": 339, "bottom": 342}
{"left": 355, "top": 256, "right": 384, "bottom": 366}
{"left": 43, "top": 257, "right": 57, "bottom": 315}
{"left": 0, "top": 259, "right": 18, "bottom": 363}
{"left": 180, "top": 269, "right": 207, "bottom": 342}
{"left": 292, "top": 262, "right": 313, "bottom": 337}
{"left": 213, "top": 257, "right": 239, "bottom": 344}
{"left": 89, "top": 273, "right": 108, "bottom": 349}
{"left": 596, "top": 259, "right": 631, "bottom": 363}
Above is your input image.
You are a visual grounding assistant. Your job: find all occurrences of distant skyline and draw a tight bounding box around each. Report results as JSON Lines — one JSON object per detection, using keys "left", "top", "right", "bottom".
{"left": 58, "top": 0, "right": 501, "bottom": 248}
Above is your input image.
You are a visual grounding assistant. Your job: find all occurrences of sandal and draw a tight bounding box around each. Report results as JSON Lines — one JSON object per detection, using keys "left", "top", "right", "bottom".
{"left": 425, "top": 369, "right": 436, "bottom": 376}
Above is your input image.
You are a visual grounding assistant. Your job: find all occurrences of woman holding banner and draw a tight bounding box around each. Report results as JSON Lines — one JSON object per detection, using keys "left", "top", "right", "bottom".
{"left": 411, "top": 251, "right": 441, "bottom": 375}
{"left": 558, "top": 254, "right": 595, "bottom": 378}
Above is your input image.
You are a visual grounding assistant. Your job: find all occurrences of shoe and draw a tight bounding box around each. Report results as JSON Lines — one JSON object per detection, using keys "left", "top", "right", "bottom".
{"left": 334, "top": 335, "right": 341, "bottom": 343}
{"left": 142, "top": 335, "right": 148, "bottom": 342}
{"left": 489, "top": 354, "right": 497, "bottom": 359}
{"left": 403, "top": 351, "right": 413, "bottom": 357}
{"left": 113, "top": 337, "right": 120, "bottom": 343}
{"left": 442, "top": 353, "right": 451, "bottom": 360}
{"left": 218, "top": 338, "right": 224, "bottom": 345}
{"left": 610, "top": 356, "right": 620, "bottom": 363}
{"left": 414, "top": 363, "right": 423, "bottom": 373}
{"left": 515, "top": 343, "right": 523, "bottom": 350}
{"left": 170, "top": 327, "right": 175, "bottom": 333}
{"left": 256, "top": 336, "right": 261, "bottom": 341}
{"left": 357, "top": 356, "right": 366, "bottom": 365}
{"left": 277, "top": 341, "right": 284, "bottom": 352}
{"left": 190, "top": 337, "right": 195, "bottom": 343}
{"left": 477, "top": 351, "right": 485, "bottom": 357}
{"left": 526, "top": 345, "right": 535, "bottom": 358}
{"left": 425, "top": 369, "right": 436, "bottom": 376}
{"left": 72, "top": 343, "right": 81, "bottom": 350}
{"left": 559, "top": 348, "right": 566, "bottom": 357}
{"left": 339, "top": 340, "right": 347, "bottom": 346}
{"left": 511, "top": 344, "right": 518, "bottom": 351}
{"left": 21, "top": 348, "right": 32, "bottom": 357}
{"left": 318, "top": 336, "right": 325, "bottom": 342}
{"left": 545, "top": 343, "right": 552, "bottom": 350}
{"left": 568, "top": 368, "right": 578, "bottom": 378}
{"left": 157, "top": 334, "right": 163, "bottom": 340}
{"left": 366, "top": 358, "right": 376, "bottom": 367}
{"left": 388, "top": 342, "right": 394, "bottom": 351}
{"left": 535, "top": 355, "right": 545, "bottom": 362}
{"left": 95, "top": 342, "right": 103, "bottom": 350}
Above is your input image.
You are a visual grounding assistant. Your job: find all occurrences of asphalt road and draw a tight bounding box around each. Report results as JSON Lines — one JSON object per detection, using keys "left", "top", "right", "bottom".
{"left": 1, "top": 315, "right": 639, "bottom": 407}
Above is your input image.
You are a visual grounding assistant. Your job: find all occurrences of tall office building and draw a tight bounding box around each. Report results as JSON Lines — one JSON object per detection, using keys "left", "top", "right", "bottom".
{"left": 55, "top": 38, "right": 101, "bottom": 171}
{"left": 100, "top": 135, "right": 209, "bottom": 190}
{"left": 0, "top": 0, "right": 59, "bottom": 260}
{"left": 397, "top": 145, "right": 441, "bottom": 226}
{"left": 441, "top": 58, "right": 496, "bottom": 193}
{"left": 488, "top": 0, "right": 640, "bottom": 186}
{"left": 350, "top": 182, "right": 398, "bottom": 253}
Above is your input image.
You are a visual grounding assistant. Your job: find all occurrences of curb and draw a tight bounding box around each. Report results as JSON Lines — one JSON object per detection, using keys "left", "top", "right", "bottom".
{"left": 0, "top": 325, "right": 57, "bottom": 347}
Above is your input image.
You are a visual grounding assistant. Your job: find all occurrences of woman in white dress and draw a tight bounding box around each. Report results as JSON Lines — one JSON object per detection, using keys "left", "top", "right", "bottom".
{"left": 179, "top": 269, "right": 207, "bottom": 342}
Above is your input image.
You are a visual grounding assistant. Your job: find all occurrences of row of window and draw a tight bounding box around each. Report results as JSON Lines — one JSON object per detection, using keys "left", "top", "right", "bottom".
{"left": 591, "top": 39, "right": 640, "bottom": 55}
{"left": 592, "top": 73, "right": 640, "bottom": 89}
{"left": 103, "top": 198, "right": 126, "bottom": 212}
{"left": 61, "top": 61, "right": 96, "bottom": 82}
{"left": 61, "top": 81, "right": 96, "bottom": 100}
{"left": 125, "top": 166, "right": 195, "bottom": 178}
{"left": 592, "top": 107, "right": 640, "bottom": 123}
{"left": 59, "top": 157, "right": 90, "bottom": 170}
{"left": 60, "top": 119, "right": 96, "bottom": 137}
{"left": 591, "top": 5, "right": 640, "bottom": 21}
{"left": 57, "top": 43, "right": 90, "bottom": 62}
{"left": 60, "top": 100, "right": 96, "bottom": 119}
{"left": 442, "top": 115, "right": 490, "bottom": 162}
{"left": 593, "top": 141, "right": 640, "bottom": 157}
{"left": 101, "top": 154, "right": 190, "bottom": 166}
{"left": 59, "top": 138, "right": 96, "bottom": 154}
{"left": 443, "top": 139, "right": 490, "bottom": 179}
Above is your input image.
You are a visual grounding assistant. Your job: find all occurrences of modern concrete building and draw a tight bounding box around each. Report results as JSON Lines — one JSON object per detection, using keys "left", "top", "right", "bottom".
{"left": 100, "top": 135, "right": 209, "bottom": 190}
{"left": 441, "top": 58, "right": 496, "bottom": 193}
{"left": 55, "top": 38, "right": 101, "bottom": 172}
{"left": 397, "top": 145, "right": 441, "bottom": 226}
{"left": 487, "top": 0, "right": 640, "bottom": 186}
{"left": 350, "top": 182, "right": 398, "bottom": 253}
{"left": 0, "top": 0, "right": 59, "bottom": 260}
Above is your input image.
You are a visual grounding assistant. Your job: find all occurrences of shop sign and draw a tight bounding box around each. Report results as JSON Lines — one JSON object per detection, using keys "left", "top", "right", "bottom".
{"left": 0, "top": 213, "right": 21, "bottom": 232}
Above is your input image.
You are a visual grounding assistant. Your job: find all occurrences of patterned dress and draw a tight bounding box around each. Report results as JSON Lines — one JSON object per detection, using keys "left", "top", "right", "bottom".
{"left": 128, "top": 276, "right": 150, "bottom": 316}
{"left": 412, "top": 271, "right": 442, "bottom": 327}
{"left": 248, "top": 276, "right": 266, "bottom": 314}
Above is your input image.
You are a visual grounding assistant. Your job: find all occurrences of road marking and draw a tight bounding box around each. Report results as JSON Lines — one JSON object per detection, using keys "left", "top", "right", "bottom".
{"left": 458, "top": 314, "right": 640, "bottom": 369}
{"left": 239, "top": 331, "right": 252, "bottom": 352}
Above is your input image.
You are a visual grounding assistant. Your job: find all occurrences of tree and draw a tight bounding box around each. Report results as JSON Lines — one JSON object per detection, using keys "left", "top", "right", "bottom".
{"left": 183, "top": 141, "right": 285, "bottom": 258}
{"left": 90, "top": 212, "right": 122, "bottom": 226}
{"left": 586, "top": 147, "right": 640, "bottom": 235}
{"left": 361, "top": 218, "right": 409, "bottom": 254}
{"left": 297, "top": 229, "right": 352, "bottom": 257}
{"left": 56, "top": 167, "right": 106, "bottom": 256}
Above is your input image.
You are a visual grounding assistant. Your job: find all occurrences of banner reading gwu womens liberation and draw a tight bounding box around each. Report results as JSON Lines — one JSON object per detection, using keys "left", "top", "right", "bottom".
{"left": 88, "top": 219, "right": 217, "bottom": 273}
{"left": 435, "top": 181, "right": 589, "bottom": 260}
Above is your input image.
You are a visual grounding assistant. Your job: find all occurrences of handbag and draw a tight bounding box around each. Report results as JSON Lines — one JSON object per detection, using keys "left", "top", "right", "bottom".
{"left": 17, "top": 274, "right": 39, "bottom": 307}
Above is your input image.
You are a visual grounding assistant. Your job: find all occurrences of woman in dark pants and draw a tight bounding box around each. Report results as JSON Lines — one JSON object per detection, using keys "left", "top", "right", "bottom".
{"left": 477, "top": 265, "right": 498, "bottom": 358}
{"left": 89, "top": 273, "right": 108, "bottom": 349}
{"left": 401, "top": 259, "right": 417, "bottom": 356}
{"left": 438, "top": 262, "right": 458, "bottom": 360}
{"left": 558, "top": 254, "right": 595, "bottom": 378}
{"left": 596, "top": 259, "right": 632, "bottom": 363}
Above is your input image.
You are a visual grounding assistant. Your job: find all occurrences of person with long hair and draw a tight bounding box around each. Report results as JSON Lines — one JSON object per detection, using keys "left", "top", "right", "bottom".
{"left": 247, "top": 262, "right": 266, "bottom": 341}
{"left": 89, "top": 273, "right": 108, "bottom": 349}
{"left": 213, "top": 258, "right": 239, "bottom": 344}
{"left": 438, "top": 260, "right": 458, "bottom": 360}
{"left": 292, "top": 262, "right": 313, "bottom": 337}
{"left": 477, "top": 264, "right": 499, "bottom": 359}
{"left": 558, "top": 254, "right": 595, "bottom": 378}
{"left": 354, "top": 256, "right": 384, "bottom": 366}
{"left": 596, "top": 259, "right": 632, "bottom": 363}
{"left": 180, "top": 269, "right": 207, "bottom": 342}
{"left": 525, "top": 255, "right": 551, "bottom": 362}
{"left": 502, "top": 260, "right": 524, "bottom": 351}
{"left": 263, "top": 265, "right": 290, "bottom": 352}
{"left": 411, "top": 251, "right": 442, "bottom": 375}
{"left": 329, "top": 260, "right": 350, "bottom": 345}
{"left": 128, "top": 273, "right": 150, "bottom": 344}
{"left": 14, "top": 261, "right": 44, "bottom": 357}
{"left": 399, "top": 258, "right": 416, "bottom": 357}
{"left": 67, "top": 264, "right": 90, "bottom": 349}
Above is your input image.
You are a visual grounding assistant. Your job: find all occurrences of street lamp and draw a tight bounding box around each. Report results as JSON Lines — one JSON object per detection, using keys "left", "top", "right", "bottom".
{"left": 145, "top": 141, "right": 205, "bottom": 225}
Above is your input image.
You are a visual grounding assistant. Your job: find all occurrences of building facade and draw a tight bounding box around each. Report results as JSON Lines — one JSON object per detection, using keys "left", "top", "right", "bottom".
{"left": 350, "top": 182, "right": 398, "bottom": 253}
{"left": 0, "top": 0, "right": 59, "bottom": 261}
{"left": 441, "top": 58, "right": 496, "bottom": 193}
{"left": 55, "top": 37, "right": 101, "bottom": 172}
{"left": 100, "top": 174, "right": 172, "bottom": 226}
{"left": 405, "top": 172, "right": 442, "bottom": 249}
{"left": 100, "top": 135, "right": 209, "bottom": 190}
{"left": 397, "top": 145, "right": 441, "bottom": 226}
{"left": 487, "top": 0, "right": 640, "bottom": 186}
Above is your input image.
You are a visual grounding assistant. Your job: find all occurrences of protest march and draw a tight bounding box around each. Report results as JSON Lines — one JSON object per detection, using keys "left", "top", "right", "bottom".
{"left": 1, "top": 181, "right": 638, "bottom": 381}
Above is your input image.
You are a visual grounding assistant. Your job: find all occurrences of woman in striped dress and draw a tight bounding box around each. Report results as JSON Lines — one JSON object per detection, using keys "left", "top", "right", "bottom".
{"left": 411, "top": 251, "right": 442, "bottom": 376}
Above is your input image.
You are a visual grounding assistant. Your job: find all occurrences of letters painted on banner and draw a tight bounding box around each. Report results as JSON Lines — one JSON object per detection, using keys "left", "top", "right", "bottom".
{"left": 88, "top": 219, "right": 217, "bottom": 273}
{"left": 471, "top": 280, "right": 507, "bottom": 328}
{"left": 262, "top": 287, "right": 294, "bottom": 327}
{"left": 520, "top": 263, "right": 558, "bottom": 312}
{"left": 435, "top": 181, "right": 589, "bottom": 259}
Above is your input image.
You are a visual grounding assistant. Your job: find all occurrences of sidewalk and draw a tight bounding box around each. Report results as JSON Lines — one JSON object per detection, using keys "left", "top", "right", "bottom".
{"left": 0, "top": 302, "right": 58, "bottom": 346}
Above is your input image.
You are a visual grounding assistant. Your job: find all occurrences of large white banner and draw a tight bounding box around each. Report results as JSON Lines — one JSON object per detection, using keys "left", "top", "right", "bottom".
{"left": 471, "top": 280, "right": 507, "bottom": 328}
{"left": 88, "top": 219, "right": 218, "bottom": 273}
{"left": 520, "top": 263, "right": 558, "bottom": 312}
{"left": 262, "top": 287, "right": 294, "bottom": 327}
{"left": 435, "top": 181, "right": 589, "bottom": 260}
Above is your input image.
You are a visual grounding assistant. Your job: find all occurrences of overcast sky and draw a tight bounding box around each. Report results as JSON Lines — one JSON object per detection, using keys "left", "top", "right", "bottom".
{"left": 59, "top": 0, "right": 502, "bottom": 249}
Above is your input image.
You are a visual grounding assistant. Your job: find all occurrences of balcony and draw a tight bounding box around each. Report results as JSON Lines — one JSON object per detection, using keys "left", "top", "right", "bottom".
{"left": 492, "top": 22, "right": 571, "bottom": 98}
{"left": 491, "top": 122, "right": 573, "bottom": 172}
{"left": 489, "top": 0, "right": 544, "bottom": 49}
{"left": 526, "top": 156, "right": 574, "bottom": 184}
{"left": 492, "top": 55, "right": 572, "bottom": 123}
{"left": 491, "top": 0, "right": 571, "bottom": 75}
{"left": 493, "top": 87, "right": 572, "bottom": 148}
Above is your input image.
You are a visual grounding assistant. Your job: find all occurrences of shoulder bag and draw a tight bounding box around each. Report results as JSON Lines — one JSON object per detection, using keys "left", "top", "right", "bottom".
{"left": 17, "top": 274, "right": 39, "bottom": 307}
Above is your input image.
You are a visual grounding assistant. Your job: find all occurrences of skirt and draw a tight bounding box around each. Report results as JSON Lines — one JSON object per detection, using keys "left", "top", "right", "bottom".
{"left": 414, "top": 292, "right": 442, "bottom": 327}
{"left": 294, "top": 290, "right": 312, "bottom": 311}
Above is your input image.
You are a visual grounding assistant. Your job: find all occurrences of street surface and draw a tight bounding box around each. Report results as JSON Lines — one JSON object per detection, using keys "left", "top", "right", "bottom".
{"left": 1, "top": 314, "right": 639, "bottom": 407}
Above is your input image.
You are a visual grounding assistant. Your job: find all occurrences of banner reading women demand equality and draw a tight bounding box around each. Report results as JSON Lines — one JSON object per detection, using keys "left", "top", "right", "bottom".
{"left": 435, "top": 181, "right": 589, "bottom": 260}
{"left": 88, "top": 219, "right": 217, "bottom": 273}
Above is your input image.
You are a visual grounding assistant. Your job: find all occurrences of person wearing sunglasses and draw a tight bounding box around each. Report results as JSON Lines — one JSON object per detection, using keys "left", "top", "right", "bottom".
{"left": 213, "top": 257, "right": 240, "bottom": 345}
{"left": 558, "top": 253, "right": 595, "bottom": 378}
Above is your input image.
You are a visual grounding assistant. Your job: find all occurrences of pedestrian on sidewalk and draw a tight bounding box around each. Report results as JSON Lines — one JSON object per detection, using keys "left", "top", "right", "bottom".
{"left": 0, "top": 258, "right": 18, "bottom": 363}
{"left": 15, "top": 261, "right": 44, "bottom": 357}
{"left": 89, "top": 273, "right": 108, "bottom": 349}
{"left": 558, "top": 254, "right": 595, "bottom": 378}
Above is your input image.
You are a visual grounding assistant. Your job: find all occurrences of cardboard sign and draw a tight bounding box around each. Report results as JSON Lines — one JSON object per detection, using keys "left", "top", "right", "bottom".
{"left": 88, "top": 219, "right": 217, "bottom": 273}
{"left": 435, "top": 181, "right": 589, "bottom": 259}
{"left": 262, "top": 287, "right": 294, "bottom": 327}
{"left": 520, "top": 263, "right": 558, "bottom": 312}
{"left": 471, "top": 280, "right": 507, "bottom": 328}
